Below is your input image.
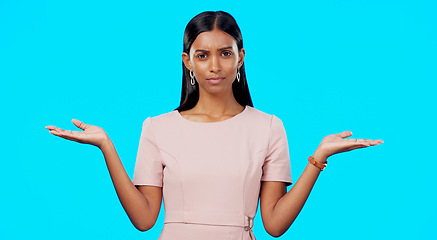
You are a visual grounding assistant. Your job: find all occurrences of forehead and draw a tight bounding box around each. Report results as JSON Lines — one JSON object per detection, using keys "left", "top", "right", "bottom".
{"left": 190, "top": 29, "right": 237, "bottom": 50}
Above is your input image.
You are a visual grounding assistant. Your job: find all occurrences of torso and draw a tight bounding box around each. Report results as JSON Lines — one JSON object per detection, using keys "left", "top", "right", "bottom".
{"left": 132, "top": 106, "right": 292, "bottom": 240}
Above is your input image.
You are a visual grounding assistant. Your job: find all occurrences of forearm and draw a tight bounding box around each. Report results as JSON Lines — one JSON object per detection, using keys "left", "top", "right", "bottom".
{"left": 100, "top": 138, "right": 157, "bottom": 231}
{"left": 267, "top": 150, "right": 326, "bottom": 236}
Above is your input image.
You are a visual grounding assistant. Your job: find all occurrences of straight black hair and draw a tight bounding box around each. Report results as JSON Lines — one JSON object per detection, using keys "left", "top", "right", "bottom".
{"left": 176, "top": 11, "right": 253, "bottom": 111}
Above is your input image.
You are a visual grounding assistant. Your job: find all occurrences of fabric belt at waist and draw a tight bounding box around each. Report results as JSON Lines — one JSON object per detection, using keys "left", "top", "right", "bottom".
{"left": 164, "top": 211, "right": 254, "bottom": 231}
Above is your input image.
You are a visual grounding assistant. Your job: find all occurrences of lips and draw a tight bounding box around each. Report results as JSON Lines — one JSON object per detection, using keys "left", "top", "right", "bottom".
{"left": 207, "top": 77, "right": 225, "bottom": 84}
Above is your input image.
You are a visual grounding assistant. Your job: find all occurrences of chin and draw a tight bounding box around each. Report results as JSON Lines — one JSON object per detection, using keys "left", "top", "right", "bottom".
{"left": 200, "top": 85, "right": 233, "bottom": 96}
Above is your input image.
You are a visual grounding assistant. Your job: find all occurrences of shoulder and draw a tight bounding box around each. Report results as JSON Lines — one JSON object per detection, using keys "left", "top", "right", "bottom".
{"left": 141, "top": 110, "right": 179, "bottom": 128}
{"left": 245, "top": 106, "right": 284, "bottom": 126}
{"left": 245, "top": 106, "right": 271, "bottom": 119}
{"left": 244, "top": 107, "right": 287, "bottom": 140}
{"left": 150, "top": 110, "right": 179, "bottom": 121}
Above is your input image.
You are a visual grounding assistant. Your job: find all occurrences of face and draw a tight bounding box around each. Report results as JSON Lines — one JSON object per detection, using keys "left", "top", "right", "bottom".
{"left": 182, "top": 29, "right": 245, "bottom": 96}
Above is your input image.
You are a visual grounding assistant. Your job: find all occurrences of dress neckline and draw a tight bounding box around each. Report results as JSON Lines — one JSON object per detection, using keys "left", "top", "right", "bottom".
{"left": 174, "top": 105, "right": 249, "bottom": 124}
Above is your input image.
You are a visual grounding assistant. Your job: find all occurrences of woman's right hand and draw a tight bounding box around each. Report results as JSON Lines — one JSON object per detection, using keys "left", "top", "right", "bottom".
{"left": 46, "top": 119, "right": 109, "bottom": 148}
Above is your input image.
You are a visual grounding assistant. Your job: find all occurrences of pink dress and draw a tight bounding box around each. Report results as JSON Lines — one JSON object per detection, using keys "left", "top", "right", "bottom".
{"left": 132, "top": 106, "right": 292, "bottom": 240}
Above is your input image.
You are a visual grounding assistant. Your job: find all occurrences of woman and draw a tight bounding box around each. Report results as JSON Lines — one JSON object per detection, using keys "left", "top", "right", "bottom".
{"left": 46, "top": 11, "right": 383, "bottom": 240}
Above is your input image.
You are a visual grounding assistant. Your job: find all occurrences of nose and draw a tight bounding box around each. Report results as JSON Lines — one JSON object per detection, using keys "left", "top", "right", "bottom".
{"left": 209, "top": 55, "right": 221, "bottom": 73}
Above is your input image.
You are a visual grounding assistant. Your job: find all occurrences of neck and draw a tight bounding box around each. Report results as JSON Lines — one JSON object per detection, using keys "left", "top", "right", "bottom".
{"left": 193, "top": 89, "right": 243, "bottom": 116}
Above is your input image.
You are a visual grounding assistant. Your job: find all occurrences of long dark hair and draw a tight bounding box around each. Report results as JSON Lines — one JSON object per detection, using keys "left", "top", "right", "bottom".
{"left": 176, "top": 11, "right": 253, "bottom": 111}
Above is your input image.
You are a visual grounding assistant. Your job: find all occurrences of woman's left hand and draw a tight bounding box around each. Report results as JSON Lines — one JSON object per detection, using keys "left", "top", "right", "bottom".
{"left": 315, "top": 131, "right": 383, "bottom": 161}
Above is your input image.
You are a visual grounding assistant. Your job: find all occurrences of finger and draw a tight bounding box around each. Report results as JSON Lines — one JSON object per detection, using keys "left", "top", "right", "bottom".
{"left": 347, "top": 141, "right": 370, "bottom": 148}
{"left": 60, "top": 133, "right": 83, "bottom": 143}
{"left": 49, "top": 129, "right": 70, "bottom": 138}
{"left": 348, "top": 142, "right": 372, "bottom": 149}
{"left": 367, "top": 139, "right": 384, "bottom": 144}
{"left": 355, "top": 138, "right": 383, "bottom": 144}
{"left": 349, "top": 138, "right": 383, "bottom": 145}
{"left": 51, "top": 127, "right": 75, "bottom": 137}
{"left": 335, "top": 131, "right": 352, "bottom": 139}
{"left": 72, "top": 119, "right": 87, "bottom": 130}
{"left": 358, "top": 138, "right": 381, "bottom": 141}
{"left": 63, "top": 129, "right": 80, "bottom": 137}
{"left": 354, "top": 141, "right": 381, "bottom": 148}
{"left": 49, "top": 130, "right": 63, "bottom": 137}
{"left": 49, "top": 130, "right": 83, "bottom": 143}
{"left": 46, "top": 126, "right": 65, "bottom": 135}
{"left": 45, "top": 125, "right": 56, "bottom": 130}
{"left": 348, "top": 144, "right": 370, "bottom": 151}
{"left": 340, "top": 139, "right": 384, "bottom": 153}
{"left": 363, "top": 139, "right": 384, "bottom": 145}
{"left": 46, "top": 125, "right": 68, "bottom": 132}
{"left": 52, "top": 128, "right": 83, "bottom": 140}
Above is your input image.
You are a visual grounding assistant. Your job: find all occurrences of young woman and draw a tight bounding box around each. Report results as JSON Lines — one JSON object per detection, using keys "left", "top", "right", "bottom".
{"left": 46, "top": 11, "right": 383, "bottom": 240}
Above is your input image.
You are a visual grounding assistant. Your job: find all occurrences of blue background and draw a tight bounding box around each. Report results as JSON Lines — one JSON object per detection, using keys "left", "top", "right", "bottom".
{"left": 1, "top": 0, "right": 436, "bottom": 239}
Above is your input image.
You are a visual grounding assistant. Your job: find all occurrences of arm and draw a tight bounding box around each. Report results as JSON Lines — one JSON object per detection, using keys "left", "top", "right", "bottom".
{"left": 260, "top": 131, "right": 383, "bottom": 237}
{"left": 260, "top": 150, "right": 325, "bottom": 237}
{"left": 46, "top": 119, "right": 162, "bottom": 231}
{"left": 100, "top": 138, "right": 162, "bottom": 231}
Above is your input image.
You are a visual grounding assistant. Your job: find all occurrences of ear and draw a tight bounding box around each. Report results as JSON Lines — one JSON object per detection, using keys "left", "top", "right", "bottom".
{"left": 238, "top": 48, "right": 245, "bottom": 67}
{"left": 182, "top": 52, "right": 192, "bottom": 71}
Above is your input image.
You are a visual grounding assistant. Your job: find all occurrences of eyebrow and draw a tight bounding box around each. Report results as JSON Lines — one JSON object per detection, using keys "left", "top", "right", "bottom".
{"left": 194, "top": 46, "right": 233, "bottom": 52}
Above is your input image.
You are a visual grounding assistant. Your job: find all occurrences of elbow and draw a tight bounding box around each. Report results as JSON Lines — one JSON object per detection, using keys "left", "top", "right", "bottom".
{"left": 133, "top": 220, "right": 156, "bottom": 232}
{"left": 265, "top": 224, "right": 288, "bottom": 238}
{"left": 267, "top": 230, "right": 285, "bottom": 238}
{"left": 264, "top": 216, "right": 294, "bottom": 237}
{"left": 135, "top": 223, "right": 153, "bottom": 232}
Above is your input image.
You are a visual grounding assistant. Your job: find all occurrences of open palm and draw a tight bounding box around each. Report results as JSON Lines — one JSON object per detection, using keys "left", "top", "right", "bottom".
{"left": 46, "top": 119, "right": 108, "bottom": 148}
{"left": 317, "top": 131, "right": 383, "bottom": 158}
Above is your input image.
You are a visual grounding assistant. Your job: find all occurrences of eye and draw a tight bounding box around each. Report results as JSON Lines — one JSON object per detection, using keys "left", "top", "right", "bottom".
{"left": 196, "top": 53, "right": 207, "bottom": 59}
{"left": 222, "top": 51, "right": 233, "bottom": 57}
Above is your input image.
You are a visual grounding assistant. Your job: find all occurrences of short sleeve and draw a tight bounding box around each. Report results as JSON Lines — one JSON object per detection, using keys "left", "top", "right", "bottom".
{"left": 132, "top": 117, "right": 163, "bottom": 187}
{"left": 261, "top": 115, "right": 292, "bottom": 186}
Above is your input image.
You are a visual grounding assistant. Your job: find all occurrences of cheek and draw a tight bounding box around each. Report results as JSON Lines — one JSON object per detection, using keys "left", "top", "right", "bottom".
{"left": 224, "top": 60, "right": 239, "bottom": 72}
{"left": 231, "top": 56, "right": 240, "bottom": 68}
{"left": 192, "top": 61, "right": 209, "bottom": 74}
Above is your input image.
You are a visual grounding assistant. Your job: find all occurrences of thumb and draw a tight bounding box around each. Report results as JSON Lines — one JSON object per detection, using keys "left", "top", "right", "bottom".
{"left": 72, "top": 119, "right": 87, "bottom": 130}
{"left": 335, "top": 131, "right": 353, "bottom": 139}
